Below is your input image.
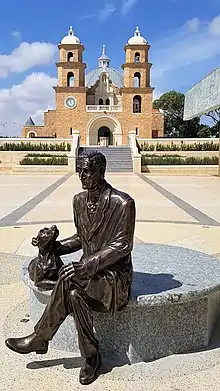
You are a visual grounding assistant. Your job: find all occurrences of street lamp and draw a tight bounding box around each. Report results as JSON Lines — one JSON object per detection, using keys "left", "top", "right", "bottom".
{"left": 0, "top": 121, "right": 7, "bottom": 137}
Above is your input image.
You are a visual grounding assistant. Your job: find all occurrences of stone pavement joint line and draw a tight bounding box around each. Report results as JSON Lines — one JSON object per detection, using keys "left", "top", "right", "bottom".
{"left": 137, "top": 173, "right": 220, "bottom": 227}
{"left": 7, "top": 219, "right": 202, "bottom": 227}
{"left": 0, "top": 173, "right": 73, "bottom": 228}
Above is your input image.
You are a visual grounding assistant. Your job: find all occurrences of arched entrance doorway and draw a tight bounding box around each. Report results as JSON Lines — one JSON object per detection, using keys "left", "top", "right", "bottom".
{"left": 98, "top": 126, "right": 112, "bottom": 145}
{"left": 86, "top": 115, "right": 122, "bottom": 146}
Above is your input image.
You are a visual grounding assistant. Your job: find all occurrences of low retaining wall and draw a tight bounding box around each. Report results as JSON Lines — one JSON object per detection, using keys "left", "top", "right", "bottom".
{"left": 141, "top": 151, "right": 219, "bottom": 158}
{"left": 0, "top": 138, "right": 72, "bottom": 146}
{"left": 142, "top": 165, "right": 218, "bottom": 175}
{"left": 0, "top": 151, "right": 68, "bottom": 169}
{"left": 12, "top": 165, "right": 69, "bottom": 173}
{"left": 138, "top": 137, "right": 219, "bottom": 147}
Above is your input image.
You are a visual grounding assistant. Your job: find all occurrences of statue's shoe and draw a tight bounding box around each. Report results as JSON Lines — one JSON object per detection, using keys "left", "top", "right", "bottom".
{"left": 79, "top": 352, "right": 101, "bottom": 385}
{"left": 5, "top": 332, "right": 48, "bottom": 355}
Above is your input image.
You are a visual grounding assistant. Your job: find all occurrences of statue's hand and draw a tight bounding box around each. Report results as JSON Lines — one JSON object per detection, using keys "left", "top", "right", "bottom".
{"left": 58, "top": 262, "right": 88, "bottom": 281}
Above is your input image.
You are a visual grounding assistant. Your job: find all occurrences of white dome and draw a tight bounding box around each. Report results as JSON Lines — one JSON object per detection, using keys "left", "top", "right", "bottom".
{"left": 128, "top": 26, "right": 147, "bottom": 45}
{"left": 61, "top": 26, "right": 81, "bottom": 45}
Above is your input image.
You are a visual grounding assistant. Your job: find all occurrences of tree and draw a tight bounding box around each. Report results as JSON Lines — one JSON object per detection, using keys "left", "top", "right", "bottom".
{"left": 197, "top": 125, "right": 212, "bottom": 138}
{"left": 205, "top": 109, "right": 220, "bottom": 137}
{"left": 153, "top": 90, "right": 201, "bottom": 137}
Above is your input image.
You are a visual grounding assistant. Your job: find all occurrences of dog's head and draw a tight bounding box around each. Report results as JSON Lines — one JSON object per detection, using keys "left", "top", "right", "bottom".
{"left": 32, "top": 225, "right": 59, "bottom": 251}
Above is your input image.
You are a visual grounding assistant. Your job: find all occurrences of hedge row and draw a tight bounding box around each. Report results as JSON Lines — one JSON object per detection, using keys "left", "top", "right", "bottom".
{"left": 142, "top": 155, "right": 219, "bottom": 166}
{"left": 140, "top": 141, "right": 219, "bottom": 152}
{"left": 20, "top": 156, "right": 68, "bottom": 165}
{"left": 0, "top": 142, "right": 71, "bottom": 151}
{"left": 25, "top": 153, "right": 67, "bottom": 158}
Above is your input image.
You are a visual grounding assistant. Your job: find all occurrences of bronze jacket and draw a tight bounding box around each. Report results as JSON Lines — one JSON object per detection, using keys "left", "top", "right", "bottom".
{"left": 57, "top": 181, "right": 136, "bottom": 313}
{"left": 58, "top": 181, "right": 135, "bottom": 275}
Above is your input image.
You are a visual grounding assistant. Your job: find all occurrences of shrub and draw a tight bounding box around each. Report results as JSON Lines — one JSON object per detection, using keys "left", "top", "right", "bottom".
{"left": 141, "top": 155, "right": 219, "bottom": 166}
{"left": 20, "top": 156, "right": 68, "bottom": 165}
{"left": 139, "top": 141, "right": 219, "bottom": 152}
{"left": 0, "top": 142, "right": 71, "bottom": 152}
{"left": 141, "top": 142, "right": 155, "bottom": 151}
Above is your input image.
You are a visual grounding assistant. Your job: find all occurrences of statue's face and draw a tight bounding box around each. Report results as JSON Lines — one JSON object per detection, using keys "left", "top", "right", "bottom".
{"left": 79, "top": 160, "right": 103, "bottom": 190}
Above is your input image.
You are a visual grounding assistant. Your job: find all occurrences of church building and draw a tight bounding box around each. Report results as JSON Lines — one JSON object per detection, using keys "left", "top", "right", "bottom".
{"left": 22, "top": 26, "right": 164, "bottom": 145}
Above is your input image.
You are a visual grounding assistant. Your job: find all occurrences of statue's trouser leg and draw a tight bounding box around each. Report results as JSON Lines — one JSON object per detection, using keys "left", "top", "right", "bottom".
{"left": 34, "top": 278, "right": 99, "bottom": 358}
{"left": 69, "top": 289, "right": 99, "bottom": 358}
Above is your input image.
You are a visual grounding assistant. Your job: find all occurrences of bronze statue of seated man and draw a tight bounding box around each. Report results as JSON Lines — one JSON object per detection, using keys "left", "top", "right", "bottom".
{"left": 28, "top": 225, "right": 63, "bottom": 290}
{"left": 5, "top": 151, "right": 136, "bottom": 385}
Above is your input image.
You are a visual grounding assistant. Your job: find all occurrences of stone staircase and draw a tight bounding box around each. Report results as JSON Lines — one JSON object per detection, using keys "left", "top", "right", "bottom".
{"left": 77, "top": 146, "right": 133, "bottom": 172}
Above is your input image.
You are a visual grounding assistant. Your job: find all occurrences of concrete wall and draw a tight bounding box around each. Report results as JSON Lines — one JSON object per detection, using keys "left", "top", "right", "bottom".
{"left": 138, "top": 137, "right": 219, "bottom": 146}
{"left": 142, "top": 165, "right": 218, "bottom": 176}
{"left": 0, "top": 138, "right": 72, "bottom": 146}
{"left": 141, "top": 151, "right": 219, "bottom": 157}
{"left": 184, "top": 66, "right": 220, "bottom": 120}
{"left": 0, "top": 151, "right": 68, "bottom": 169}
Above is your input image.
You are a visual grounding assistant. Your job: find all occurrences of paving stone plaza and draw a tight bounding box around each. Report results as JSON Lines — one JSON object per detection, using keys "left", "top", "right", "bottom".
{"left": 1, "top": 172, "right": 220, "bottom": 390}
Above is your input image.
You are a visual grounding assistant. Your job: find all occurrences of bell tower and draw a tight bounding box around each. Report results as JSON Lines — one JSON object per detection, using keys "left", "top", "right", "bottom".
{"left": 120, "top": 27, "right": 154, "bottom": 142}
{"left": 122, "top": 27, "right": 152, "bottom": 89}
{"left": 56, "top": 26, "right": 86, "bottom": 88}
{"left": 53, "top": 27, "right": 87, "bottom": 141}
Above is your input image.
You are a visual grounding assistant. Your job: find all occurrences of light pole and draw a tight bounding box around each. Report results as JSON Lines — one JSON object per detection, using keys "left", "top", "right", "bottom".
{"left": 0, "top": 121, "right": 7, "bottom": 137}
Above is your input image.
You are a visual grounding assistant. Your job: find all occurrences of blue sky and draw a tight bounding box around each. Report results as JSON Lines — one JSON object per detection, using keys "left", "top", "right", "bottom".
{"left": 0, "top": 0, "right": 220, "bottom": 135}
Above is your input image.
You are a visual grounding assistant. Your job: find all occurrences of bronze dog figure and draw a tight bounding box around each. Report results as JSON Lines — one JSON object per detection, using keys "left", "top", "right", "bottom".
{"left": 28, "top": 225, "right": 63, "bottom": 290}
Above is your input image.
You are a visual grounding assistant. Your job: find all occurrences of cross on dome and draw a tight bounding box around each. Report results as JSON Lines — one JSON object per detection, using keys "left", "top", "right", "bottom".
{"left": 128, "top": 26, "right": 147, "bottom": 45}
{"left": 134, "top": 26, "right": 141, "bottom": 36}
{"left": 68, "top": 26, "right": 74, "bottom": 36}
{"left": 61, "top": 26, "right": 81, "bottom": 44}
{"left": 98, "top": 45, "right": 111, "bottom": 68}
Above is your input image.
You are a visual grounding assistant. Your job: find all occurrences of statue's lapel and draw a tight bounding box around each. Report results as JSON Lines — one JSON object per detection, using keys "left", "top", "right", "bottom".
{"left": 88, "top": 186, "right": 111, "bottom": 241}
{"left": 79, "top": 192, "right": 91, "bottom": 235}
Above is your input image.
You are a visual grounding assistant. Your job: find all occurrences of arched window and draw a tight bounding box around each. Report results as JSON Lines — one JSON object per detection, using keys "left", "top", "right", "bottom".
{"left": 28, "top": 132, "right": 36, "bottom": 138}
{"left": 102, "top": 74, "right": 107, "bottom": 83}
{"left": 27, "top": 130, "right": 37, "bottom": 138}
{"left": 133, "top": 95, "right": 142, "bottom": 113}
{"left": 67, "top": 72, "right": 75, "bottom": 87}
{"left": 68, "top": 52, "right": 74, "bottom": 62}
{"left": 99, "top": 98, "right": 104, "bottom": 105}
{"left": 106, "top": 98, "right": 110, "bottom": 105}
{"left": 135, "top": 52, "right": 140, "bottom": 62}
{"left": 134, "top": 72, "right": 141, "bottom": 87}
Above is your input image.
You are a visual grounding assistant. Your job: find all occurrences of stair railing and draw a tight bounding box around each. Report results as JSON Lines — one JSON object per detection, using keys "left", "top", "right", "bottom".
{"left": 68, "top": 130, "right": 80, "bottom": 173}
{"left": 128, "top": 130, "right": 141, "bottom": 173}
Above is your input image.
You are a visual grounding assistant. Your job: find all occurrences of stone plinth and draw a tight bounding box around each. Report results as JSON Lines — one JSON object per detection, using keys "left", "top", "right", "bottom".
{"left": 22, "top": 244, "right": 220, "bottom": 363}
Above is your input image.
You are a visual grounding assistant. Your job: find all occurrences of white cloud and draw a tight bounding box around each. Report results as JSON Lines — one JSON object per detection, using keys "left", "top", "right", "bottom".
{"left": 121, "top": 0, "right": 138, "bottom": 16}
{"left": 80, "top": 3, "right": 116, "bottom": 22}
{"left": 209, "top": 15, "right": 220, "bottom": 36}
{"left": 0, "top": 42, "right": 57, "bottom": 78}
{"left": 98, "top": 3, "right": 116, "bottom": 22}
{"left": 12, "top": 30, "right": 22, "bottom": 40}
{"left": 151, "top": 14, "right": 220, "bottom": 83}
{"left": 0, "top": 73, "right": 57, "bottom": 136}
{"left": 79, "top": 13, "right": 96, "bottom": 20}
{"left": 184, "top": 17, "right": 200, "bottom": 33}
{"left": 153, "top": 89, "right": 163, "bottom": 101}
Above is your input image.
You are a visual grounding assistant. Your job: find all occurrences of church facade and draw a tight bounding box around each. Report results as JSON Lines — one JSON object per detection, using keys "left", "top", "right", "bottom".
{"left": 22, "top": 26, "right": 164, "bottom": 145}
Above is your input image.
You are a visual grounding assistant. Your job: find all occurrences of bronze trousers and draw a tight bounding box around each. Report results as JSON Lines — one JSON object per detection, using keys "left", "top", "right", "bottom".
{"left": 34, "top": 278, "right": 104, "bottom": 358}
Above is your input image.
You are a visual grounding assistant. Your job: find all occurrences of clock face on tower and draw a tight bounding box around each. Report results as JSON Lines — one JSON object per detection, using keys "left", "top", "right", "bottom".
{"left": 65, "top": 96, "right": 77, "bottom": 109}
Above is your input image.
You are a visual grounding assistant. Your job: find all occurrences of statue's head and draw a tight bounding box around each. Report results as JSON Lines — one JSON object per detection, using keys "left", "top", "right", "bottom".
{"left": 79, "top": 151, "right": 106, "bottom": 190}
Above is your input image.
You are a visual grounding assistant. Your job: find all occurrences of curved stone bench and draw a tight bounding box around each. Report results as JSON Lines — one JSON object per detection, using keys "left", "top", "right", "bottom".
{"left": 22, "top": 244, "right": 220, "bottom": 364}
